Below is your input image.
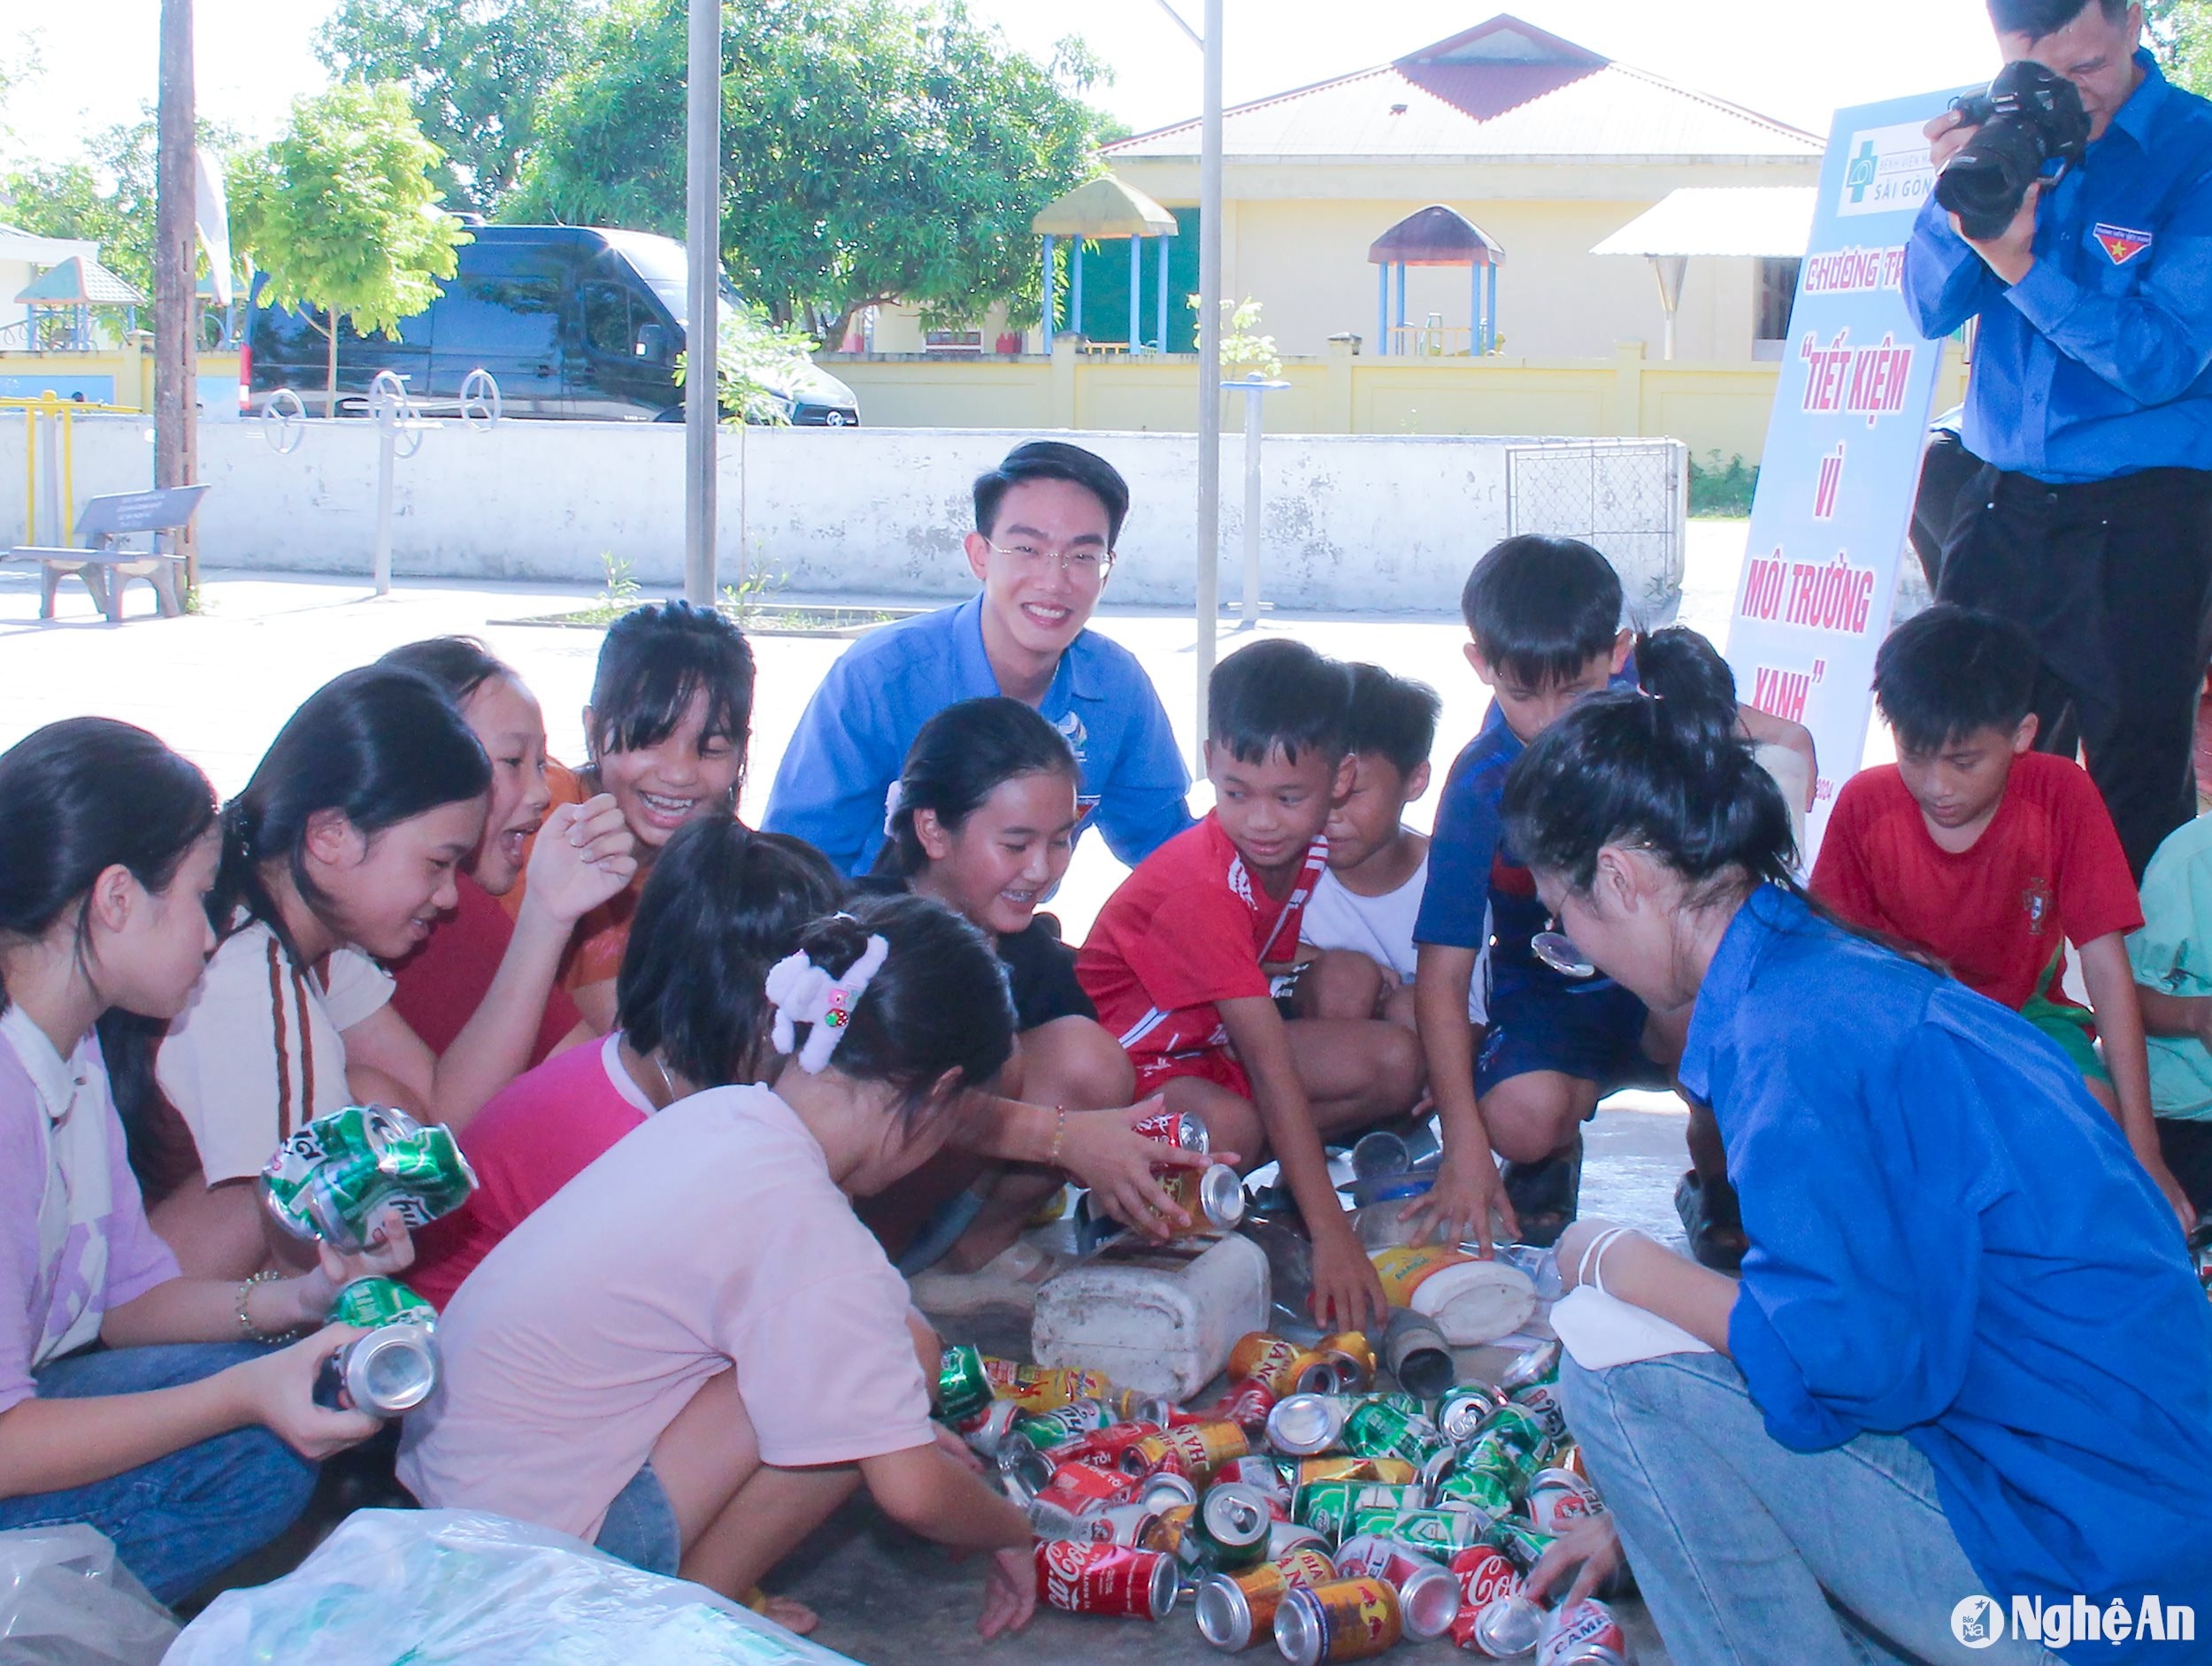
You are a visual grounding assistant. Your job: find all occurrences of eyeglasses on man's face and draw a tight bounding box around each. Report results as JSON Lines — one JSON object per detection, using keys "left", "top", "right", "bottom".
{"left": 984, "top": 538, "right": 1116, "bottom": 580}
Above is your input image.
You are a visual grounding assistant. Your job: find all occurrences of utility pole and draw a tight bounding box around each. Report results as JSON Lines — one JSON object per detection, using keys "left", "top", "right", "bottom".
{"left": 155, "top": 0, "right": 197, "bottom": 584}
{"left": 1193, "top": 0, "right": 1225, "bottom": 765}
{"left": 683, "top": 0, "right": 722, "bottom": 605}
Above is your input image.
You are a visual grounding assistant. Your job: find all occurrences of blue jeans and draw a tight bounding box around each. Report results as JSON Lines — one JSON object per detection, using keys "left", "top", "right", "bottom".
{"left": 1563, "top": 1352, "right": 2062, "bottom": 1665}
{"left": 0, "top": 1342, "right": 319, "bottom": 1605}
{"left": 593, "top": 1460, "right": 682, "bottom": 1576}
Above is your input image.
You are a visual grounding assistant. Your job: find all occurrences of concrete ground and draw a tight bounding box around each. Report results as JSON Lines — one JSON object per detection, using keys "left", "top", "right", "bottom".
{"left": 0, "top": 520, "right": 1891, "bottom": 1663}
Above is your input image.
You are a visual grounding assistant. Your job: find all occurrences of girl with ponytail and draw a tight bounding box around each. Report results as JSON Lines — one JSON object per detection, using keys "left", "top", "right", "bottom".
{"left": 863, "top": 698, "right": 1209, "bottom": 1309}
{"left": 0, "top": 719, "right": 411, "bottom": 1602}
{"left": 1491, "top": 649, "right": 2212, "bottom": 1662}
{"left": 402, "top": 893, "right": 1039, "bottom": 1640}
{"left": 145, "top": 664, "right": 634, "bottom": 1279}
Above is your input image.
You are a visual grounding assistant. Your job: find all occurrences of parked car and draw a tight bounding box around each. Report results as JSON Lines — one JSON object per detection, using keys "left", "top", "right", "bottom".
{"left": 242, "top": 225, "right": 859, "bottom": 426}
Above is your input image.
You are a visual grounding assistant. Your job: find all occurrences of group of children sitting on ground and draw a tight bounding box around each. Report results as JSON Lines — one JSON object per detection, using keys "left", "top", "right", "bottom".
{"left": 2, "top": 438, "right": 2207, "bottom": 1641}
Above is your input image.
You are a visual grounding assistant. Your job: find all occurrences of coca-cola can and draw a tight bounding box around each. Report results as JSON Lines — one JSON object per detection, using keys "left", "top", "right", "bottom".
{"left": 1210, "top": 1378, "right": 1279, "bottom": 1435}
{"left": 1537, "top": 1598, "right": 1635, "bottom": 1665}
{"left": 1525, "top": 1468, "right": 1608, "bottom": 1536}
{"left": 1134, "top": 1108, "right": 1211, "bottom": 1155}
{"left": 1449, "top": 1546, "right": 1546, "bottom": 1659}
{"left": 1033, "top": 1539, "right": 1181, "bottom": 1620}
{"left": 1040, "top": 1460, "right": 1133, "bottom": 1511}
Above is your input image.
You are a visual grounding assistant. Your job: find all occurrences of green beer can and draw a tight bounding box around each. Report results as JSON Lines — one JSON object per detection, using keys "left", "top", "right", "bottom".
{"left": 1475, "top": 1403, "right": 1551, "bottom": 1462}
{"left": 1346, "top": 1507, "right": 1483, "bottom": 1558}
{"left": 1432, "top": 1464, "right": 1516, "bottom": 1525}
{"left": 1486, "top": 1517, "right": 1558, "bottom": 1573}
{"left": 936, "top": 1344, "right": 994, "bottom": 1423}
{"left": 261, "top": 1105, "right": 476, "bottom": 1252}
{"left": 1292, "top": 1479, "right": 1364, "bottom": 1542}
{"left": 1342, "top": 1401, "right": 1444, "bottom": 1467}
{"left": 329, "top": 1276, "right": 437, "bottom": 1329}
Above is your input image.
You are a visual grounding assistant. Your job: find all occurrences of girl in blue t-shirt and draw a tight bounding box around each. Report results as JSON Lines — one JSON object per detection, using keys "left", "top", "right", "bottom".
{"left": 1495, "top": 657, "right": 2212, "bottom": 1663}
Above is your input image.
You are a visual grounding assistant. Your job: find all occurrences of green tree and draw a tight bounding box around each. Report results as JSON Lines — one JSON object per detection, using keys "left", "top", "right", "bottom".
{"left": 509, "top": 0, "right": 1112, "bottom": 341}
{"left": 229, "top": 82, "right": 469, "bottom": 414}
{"left": 2149, "top": 0, "right": 2212, "bottom": 94}
{"left": 0, "top": 112, "right": 242, "bottom": 298}
{"left": 316, "top": 0, "right": 598, "bottom": 213}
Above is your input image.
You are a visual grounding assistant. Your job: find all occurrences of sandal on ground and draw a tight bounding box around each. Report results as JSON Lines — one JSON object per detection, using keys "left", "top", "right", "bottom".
{"left": 1501, "top": 1136, "right": 1583, "bottom": 1248}
{"left": 907, "top": 1239, "right": 1064, "bottom": 1317}
{"left": 1674, "top": 1170, "right": 1747, "bottom": 1272}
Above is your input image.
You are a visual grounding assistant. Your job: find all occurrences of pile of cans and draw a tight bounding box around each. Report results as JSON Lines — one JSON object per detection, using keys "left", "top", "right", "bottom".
{"left": 938, "top": 1332, "right": 1632, "bottom": 1662}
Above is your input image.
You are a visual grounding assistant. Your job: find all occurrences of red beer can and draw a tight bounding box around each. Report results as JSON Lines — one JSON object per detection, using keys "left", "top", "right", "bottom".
{"left": 1033, "top": 1539, "right": 1181, "bottom": 1620}
{"left": 1449, "top": 1546, "right": 1547, "bottom": 1658}
{"left": 1537, "top": 1598, "right": 1635, "bottom": 1665}
{"left": 1133, "top": 1108, "right": 1210, "bottom": 1154}
{"left": 1209, "top": 1378, "right": 1279, "bottom": 1435}
{"left": 1055, "top": 1422, "right": 1163, "bottom": 1470}
{"left": 1038, "top": 1460, "right": 1134, "bottom": 1512}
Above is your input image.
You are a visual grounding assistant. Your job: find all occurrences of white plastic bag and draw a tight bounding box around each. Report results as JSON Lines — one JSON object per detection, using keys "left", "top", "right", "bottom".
{"left": 164, "top": 1509, "right": 857, "bottom": 1665}
{"left": 0, "top": 1524, "right": 178, "bottom": 1666}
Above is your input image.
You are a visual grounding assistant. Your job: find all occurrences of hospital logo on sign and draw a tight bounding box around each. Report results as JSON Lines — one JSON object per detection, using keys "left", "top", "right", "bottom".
{"left": 1839, "top": 120, "right": 1939, "bottom": 218}
{"left": 2093, "top": 223, "right": 2154, "bottom": 265}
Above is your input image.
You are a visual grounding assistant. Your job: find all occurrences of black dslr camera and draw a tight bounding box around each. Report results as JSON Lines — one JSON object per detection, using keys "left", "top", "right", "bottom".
{"left": 1934, "top": 61, "right": 2092, "bottom": 239}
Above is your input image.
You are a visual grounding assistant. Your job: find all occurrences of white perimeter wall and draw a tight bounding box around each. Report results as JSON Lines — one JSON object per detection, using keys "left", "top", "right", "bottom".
{"left": 0, "top": 416, "right": 1673, "bottom": 615}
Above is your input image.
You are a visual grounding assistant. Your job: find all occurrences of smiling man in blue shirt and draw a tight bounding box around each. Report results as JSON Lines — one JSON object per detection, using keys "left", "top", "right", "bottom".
{"left": 764, "top": 441, "right": 1193, "bottom": 876}
{"left": 1905, "top": 0, "right": 2212, "bottom": 878}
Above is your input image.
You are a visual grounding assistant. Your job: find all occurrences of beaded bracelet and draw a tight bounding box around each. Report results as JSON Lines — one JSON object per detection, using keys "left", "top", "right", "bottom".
{"left": 235, "top": 1269, "right": 303, "bottom": 1345}
{"left": 1046, "top": 1105, "right": 1069, "bottom": 1170}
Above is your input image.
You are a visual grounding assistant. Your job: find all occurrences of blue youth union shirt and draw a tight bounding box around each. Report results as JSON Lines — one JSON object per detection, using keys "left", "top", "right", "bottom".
{"left": 1903, "top": 50, "right": 2212, "bottom": 485}
{"left": 763, "top": 595, "right": 1194, "bottom": 876}
{"left": 1685, "top": 886, "right": 2212, "bottom": 1653}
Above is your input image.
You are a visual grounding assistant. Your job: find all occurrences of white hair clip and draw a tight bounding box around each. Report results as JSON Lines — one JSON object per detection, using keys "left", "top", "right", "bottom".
{"left": 883, "top": 780, "right": 907, "bottom": 837}
{"left": 766, "top": 934, "right": 892, "bottom": 1073}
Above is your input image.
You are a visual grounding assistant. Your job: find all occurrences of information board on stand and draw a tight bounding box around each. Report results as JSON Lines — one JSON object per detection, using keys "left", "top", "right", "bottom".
{"left": 1723, "top": 87, "right": 1975, "bottom": 859}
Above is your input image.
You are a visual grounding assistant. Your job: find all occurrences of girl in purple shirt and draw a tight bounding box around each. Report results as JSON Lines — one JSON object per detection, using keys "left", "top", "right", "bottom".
{"left": 0, "top": 719, "right": 411, "bottom": 1602}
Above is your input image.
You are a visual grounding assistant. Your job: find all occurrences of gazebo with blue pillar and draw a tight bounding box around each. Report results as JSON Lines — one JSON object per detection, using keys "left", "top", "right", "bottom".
{"left": 1368, "top": 205, "right": 1504, "bottom": 357}
{"left": 1032, "top": 174, "right": 1179, "bottom": 352}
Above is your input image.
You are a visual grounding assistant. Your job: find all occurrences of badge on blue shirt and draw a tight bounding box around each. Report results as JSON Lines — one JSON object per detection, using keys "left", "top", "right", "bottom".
{"left": 2093, "top": 222, "right": 2154, "bottom": 265}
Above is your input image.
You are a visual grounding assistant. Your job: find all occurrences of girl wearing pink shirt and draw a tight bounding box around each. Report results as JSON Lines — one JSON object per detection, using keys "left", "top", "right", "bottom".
{"left": 400, "top": 894, "right": 1039, "bottom": 1640}
{"left": 0, "top": 719, "right": 412, "bottom": 1602}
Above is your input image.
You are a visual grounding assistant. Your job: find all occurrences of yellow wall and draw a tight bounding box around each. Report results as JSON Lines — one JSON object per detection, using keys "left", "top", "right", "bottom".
{"left": 824, "top": 337, "right": 1972, "bottom": 467}
{"left": 0, "top": 347, "right": 242, "bottom": 415}
{"left": 1106, "top": 156, "right": 1821, "bottom": 364}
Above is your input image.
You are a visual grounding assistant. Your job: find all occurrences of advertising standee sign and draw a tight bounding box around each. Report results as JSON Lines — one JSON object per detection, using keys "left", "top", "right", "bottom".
{"left": 1724, "top": 88, "right": 1971, "bottom": 859}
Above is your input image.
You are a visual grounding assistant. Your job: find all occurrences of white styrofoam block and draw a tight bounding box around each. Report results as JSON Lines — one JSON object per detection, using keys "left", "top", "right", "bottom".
{"left": 1032, "top": 1232, "right": 1271, "bottom": 1402}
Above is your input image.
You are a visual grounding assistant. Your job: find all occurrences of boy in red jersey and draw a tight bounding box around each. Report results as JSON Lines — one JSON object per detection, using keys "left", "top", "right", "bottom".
{"left": 1078, "top": 640, "right": 1424, "bottom": 1328}
{"left": 1812, "top": 603, "right": 2190, "bottom": 1224}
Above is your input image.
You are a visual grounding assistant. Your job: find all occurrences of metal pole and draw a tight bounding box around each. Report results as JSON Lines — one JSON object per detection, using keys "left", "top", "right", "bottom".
{"left": 1071, "top": 241, "right": 1085, "bottom": 336}
{"left": 1041, "top": 235, "right": 1056, "bottom": 345}
{"left": 1129, "top": 237, "right": 1141, "bottom": 350}
{"left": 683, "top": 0, "right": 721, "bottom": 605}
{"left": 1240, "top": 385, "right": 1263, "bottom": 624}
{"left": 1157, "top": 236, "right": 1171, "bottom": 351}
{"left": 156, "top": 0, "right": 196, "bottom": 587}
{"left": 373, "top": 424, "right": 396, "bottom": 596}
{"left": 1194, "top": 0, "right": 1225, "bottom": 766}
{"left": 1395, "top": 263, "right": 1407, "bottom": 342}
{"left": 1487, "top": 265, "right": 1499, "bottom": 354}
{"left": 1377, "top": 266, "right": 1387, "bottom": 357}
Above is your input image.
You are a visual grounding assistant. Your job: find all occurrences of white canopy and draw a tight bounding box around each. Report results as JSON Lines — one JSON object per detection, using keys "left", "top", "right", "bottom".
{"left": 1592, "top": 186, "right": 1816, "bottom": 259}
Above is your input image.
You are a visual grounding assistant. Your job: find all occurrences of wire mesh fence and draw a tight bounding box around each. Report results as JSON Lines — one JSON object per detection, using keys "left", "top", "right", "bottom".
{"left": 1505, "top": 440, "right": 1688, "bottom": 626}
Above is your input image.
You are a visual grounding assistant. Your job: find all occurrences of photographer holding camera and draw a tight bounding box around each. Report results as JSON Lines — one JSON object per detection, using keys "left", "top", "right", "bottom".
{"left": 1906, "top": 0, "right": 2212, "bottom": 879}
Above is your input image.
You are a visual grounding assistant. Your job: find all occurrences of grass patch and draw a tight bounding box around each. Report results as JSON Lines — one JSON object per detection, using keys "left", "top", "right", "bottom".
{"left": 1689, "top": 452, "right": 1759, "bottom": 518}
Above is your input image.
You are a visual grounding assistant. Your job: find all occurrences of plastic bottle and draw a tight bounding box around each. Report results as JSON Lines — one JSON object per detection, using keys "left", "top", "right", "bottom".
{"left": 1354, "top": 1178, "right": 1433, "bottom": 1252}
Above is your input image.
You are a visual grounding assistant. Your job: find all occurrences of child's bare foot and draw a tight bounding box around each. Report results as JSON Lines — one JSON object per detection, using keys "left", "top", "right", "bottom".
{"left": 755, "top": 1593, "right": 819, "bottom": 1635}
